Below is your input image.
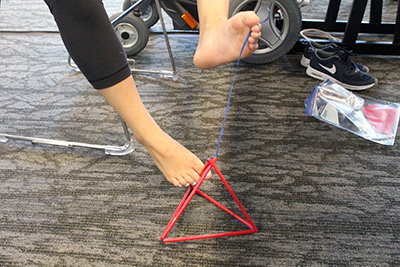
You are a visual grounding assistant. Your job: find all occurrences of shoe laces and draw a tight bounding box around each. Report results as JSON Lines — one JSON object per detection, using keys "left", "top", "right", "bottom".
{"left": 337, "top": 49, "right": 358, "bottom": 73}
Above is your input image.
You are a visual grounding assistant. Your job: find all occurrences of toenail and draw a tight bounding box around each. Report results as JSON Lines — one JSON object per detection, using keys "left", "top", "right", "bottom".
{"left": 179, "top": 184, "right": 182, "bottom": 187}
{"left": 193, "top": 182, "right": 197, "bottom": 186}
{"left": 186, "top": 183, "right": 190, "bottom": 187}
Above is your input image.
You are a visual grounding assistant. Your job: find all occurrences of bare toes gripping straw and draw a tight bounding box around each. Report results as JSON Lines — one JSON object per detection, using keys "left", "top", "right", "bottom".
{"left": 161, "top": 10, "right": 271, "bottom": 243}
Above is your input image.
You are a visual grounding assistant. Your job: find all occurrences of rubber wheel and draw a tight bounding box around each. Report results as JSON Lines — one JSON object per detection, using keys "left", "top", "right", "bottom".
{"left": 110, "top": 12, "right": 149, "bottom": 56}
{"left": 229, "top": 0, "right": 302, "bottom": 64}
{"left": 123, "top": 0, "right": 159, "bottom": 28}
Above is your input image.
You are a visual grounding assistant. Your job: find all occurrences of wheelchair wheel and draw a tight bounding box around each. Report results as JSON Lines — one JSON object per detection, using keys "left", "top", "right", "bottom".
{"left": 229, "top": 0, "right": 302, "bottom": 64}
{"left": 123, "top": 0, "right": 159, "bottom": 28}
{"left": 110, "top": 12, "right": 149, "bottom": 56}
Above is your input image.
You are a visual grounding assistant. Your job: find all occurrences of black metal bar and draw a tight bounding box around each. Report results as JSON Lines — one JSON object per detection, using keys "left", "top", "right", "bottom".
{"left": 294, "top": 39, "right": 400, "bottom": 55}
{"left": 325, "top": 0, "right": 342, "bottom": 29}
{"left": 342, "top": 0, "right": 368, "bottom": 49}
{"left": 370, "top": 0, "right": 383, "bottom": 25}
{"left": 300, "top": 0, "right": 400, "bottom": 55}
{"left": 351, "top": 41, "right": 400, "bottom": 54}
{"left": 111, "top": 0, "right": 146, "bottom": 25}
{"left": 154, "top": 0, "right": 177, "bottom": 72}
{"left": 302, "top": 20, "right": 397, "bottom": 34}
{"left": 394, "top": 0, "right": 400, "bottom": 44}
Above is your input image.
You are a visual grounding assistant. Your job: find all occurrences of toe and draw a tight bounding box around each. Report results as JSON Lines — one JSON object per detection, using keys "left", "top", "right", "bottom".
{"left": 249, "top": 43, "right": 258, "bottom": 51}
{"left": 241, "top": 11, "right": 261, "bottom": 27}
{"left": 251, "top": 23, "right": 262, "bottom": 34}
{"left": 174, "top": 176, "right": 187, "bottom": 187}
{"left": 250, "top": 31, "right": 261, "bottom": 39}
{"left": 204, "top": 170, "right": 212, "bottom": 180}
{"left": 183, "top": 173, "right": 196, "bottom": 186}
{"left": 171, "top": 178, "right": 181, "bottom": 187}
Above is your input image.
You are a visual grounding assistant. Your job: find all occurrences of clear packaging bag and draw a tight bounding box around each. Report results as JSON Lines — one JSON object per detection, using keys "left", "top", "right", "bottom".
{"left": 305, "top": 80, "right": 400, "bottom": 145}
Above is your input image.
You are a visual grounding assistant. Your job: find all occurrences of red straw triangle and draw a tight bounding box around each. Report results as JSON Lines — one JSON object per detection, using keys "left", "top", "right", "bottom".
{"left": 161, "top": 157, "right": 258, "bottom": 243}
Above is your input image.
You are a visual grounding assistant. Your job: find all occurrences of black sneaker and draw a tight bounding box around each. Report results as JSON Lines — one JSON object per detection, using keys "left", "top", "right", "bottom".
{"left": 300, "top": 41, "right": 369, "bottom": 73}
{"left": 306, "top": 49, "right": 377, "bottom": 91}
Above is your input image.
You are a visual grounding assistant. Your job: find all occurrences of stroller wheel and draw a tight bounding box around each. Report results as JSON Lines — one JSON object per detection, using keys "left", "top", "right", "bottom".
{"left": 110, "top": 12, "right": 149, "bottom": 56}
{"left": 229, "top": 0, "right": 302, "bottom": 64}
{"left": 123, "top": 0, "right": 159, "bottom": 28}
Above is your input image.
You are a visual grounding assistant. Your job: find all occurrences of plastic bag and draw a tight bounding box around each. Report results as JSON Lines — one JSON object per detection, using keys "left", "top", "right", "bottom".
{"left": 305, "top": 80, "right": 400, "bottom": 145}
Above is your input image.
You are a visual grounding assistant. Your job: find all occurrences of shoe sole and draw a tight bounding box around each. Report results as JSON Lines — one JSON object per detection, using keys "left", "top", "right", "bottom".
{"left": 300, "top": 56, "right": 310, "bottom": 67}
{"left": 306, "top": 66, "right": 377, "bottom": 91}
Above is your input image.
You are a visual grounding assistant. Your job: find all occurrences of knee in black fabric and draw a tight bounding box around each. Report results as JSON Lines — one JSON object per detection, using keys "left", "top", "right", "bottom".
{"left": 44, "top": 0, "right": 132, "bottom": 89}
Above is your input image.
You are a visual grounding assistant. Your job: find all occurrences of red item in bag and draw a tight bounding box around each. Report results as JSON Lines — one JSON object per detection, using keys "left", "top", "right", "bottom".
{"left": 362, "top": 104, "right": 400, "bottom": 135}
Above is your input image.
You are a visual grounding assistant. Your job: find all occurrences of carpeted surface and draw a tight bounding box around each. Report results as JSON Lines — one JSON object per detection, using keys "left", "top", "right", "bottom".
{"left": 1, "top": 0, "right": 400, "bottom": 266}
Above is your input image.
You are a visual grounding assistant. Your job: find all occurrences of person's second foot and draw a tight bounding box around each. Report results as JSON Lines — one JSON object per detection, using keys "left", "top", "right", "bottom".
{"left": 193, "top": 11, "right": 261, "bottom": 70}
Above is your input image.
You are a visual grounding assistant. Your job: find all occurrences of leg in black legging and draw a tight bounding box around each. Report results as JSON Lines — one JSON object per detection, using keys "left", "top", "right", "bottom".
{"left": 42, "top": 0, "right": 211, "bottom": 187}
{"left": 44, "top": 0, "right": 131, "bottom": 89}
{"left": 43, "top": 0, "right": 260, "bottom": 187}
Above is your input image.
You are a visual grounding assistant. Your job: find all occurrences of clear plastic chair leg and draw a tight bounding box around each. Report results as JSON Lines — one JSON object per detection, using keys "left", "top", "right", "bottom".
{"left": 0, "top": 118, "right": 135, "bottom": 156}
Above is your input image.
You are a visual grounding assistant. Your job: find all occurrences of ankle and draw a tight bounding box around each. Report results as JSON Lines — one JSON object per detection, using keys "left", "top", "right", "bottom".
{"left": 200, "top": 16, "right": 226, "bottom": 31}
{"left": 136, "top": 127, "right": 169, "bottom": 151}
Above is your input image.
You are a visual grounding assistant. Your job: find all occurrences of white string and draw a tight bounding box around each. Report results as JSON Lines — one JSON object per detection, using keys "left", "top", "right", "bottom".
{"left": 300, "top": 28, "right": 341, "bottom": 42}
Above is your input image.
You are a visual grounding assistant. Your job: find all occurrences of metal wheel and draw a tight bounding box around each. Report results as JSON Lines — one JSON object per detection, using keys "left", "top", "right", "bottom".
{"left": 229, "top": 0, "right": 302, "bottom": 64}
{"left": 110, "top": 12, "right": 149, "bottom": 56}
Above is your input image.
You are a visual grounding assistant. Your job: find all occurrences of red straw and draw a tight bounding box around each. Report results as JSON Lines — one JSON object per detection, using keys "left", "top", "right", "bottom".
{"left": 163, "top": 230, "right": 256, "bottom": 243}
{"left": 161, "top": 158, "right": 258, "bottom": 242}
{"left": 160, "top": 159, "right": 214, "bottom": 240}
{"left": 209, "top": 160, "right": 258, "bottom": 232}
{"left": 196, "top": 189, "right": 253, "bottom": 229}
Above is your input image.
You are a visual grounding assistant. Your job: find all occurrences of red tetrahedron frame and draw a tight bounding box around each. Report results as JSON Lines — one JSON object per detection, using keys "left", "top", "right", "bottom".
{"left": 161, "top": 157, "right": 258, "bottom": 243}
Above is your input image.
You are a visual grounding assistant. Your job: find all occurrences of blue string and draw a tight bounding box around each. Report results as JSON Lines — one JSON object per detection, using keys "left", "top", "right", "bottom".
{"left": 214, "top": 11, "right": 270, "bottom": 158}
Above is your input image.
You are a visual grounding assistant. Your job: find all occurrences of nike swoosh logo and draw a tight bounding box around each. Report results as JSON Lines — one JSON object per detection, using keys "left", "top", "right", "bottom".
{"left": 319, "top": 63, "right": 336, "bottom": 74}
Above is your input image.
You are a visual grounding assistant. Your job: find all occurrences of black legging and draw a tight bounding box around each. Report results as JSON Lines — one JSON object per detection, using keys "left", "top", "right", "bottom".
{"left": 44, "top": 0, "right": 132, "bottom": 89}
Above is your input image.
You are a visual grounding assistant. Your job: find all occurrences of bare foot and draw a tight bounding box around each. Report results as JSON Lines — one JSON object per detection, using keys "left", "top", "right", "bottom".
{"left": 98, "top": 77, "right": 210, "bottom": 188}
{"left": 141, "top": 130, "right": 211, "bottom": 187}
{"left": 193, "top": 11, "right": 261, "bottom": 70}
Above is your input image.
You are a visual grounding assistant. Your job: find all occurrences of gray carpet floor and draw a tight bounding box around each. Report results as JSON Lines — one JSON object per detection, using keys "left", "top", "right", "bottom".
{"left": 1, "top": 0, "right": 400, "bottom": 266}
